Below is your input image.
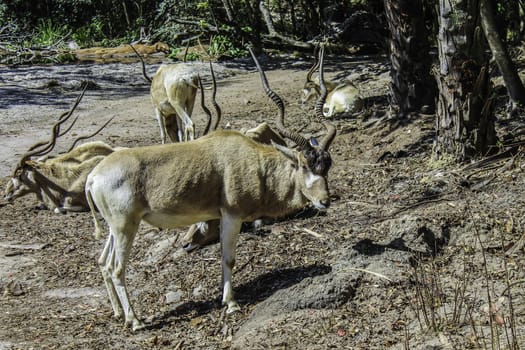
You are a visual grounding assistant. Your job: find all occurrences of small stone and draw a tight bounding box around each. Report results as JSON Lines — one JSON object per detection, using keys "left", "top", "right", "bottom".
{"left": 193, "top": 285, "right": 203, "bottom": 297}
{"left": 165, "top": 290, "right": 184, "bottom": 304}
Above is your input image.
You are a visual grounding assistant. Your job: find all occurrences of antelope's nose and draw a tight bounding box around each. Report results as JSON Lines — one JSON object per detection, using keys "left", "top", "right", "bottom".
{"left": 314, "top": 198, "right": 330, "bottom": 210}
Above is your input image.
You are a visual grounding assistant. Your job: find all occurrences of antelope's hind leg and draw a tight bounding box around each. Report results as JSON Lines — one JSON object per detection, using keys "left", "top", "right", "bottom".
{"left": 173, "top": 103, "right": 194, "bottom": 142}
{"left": 155, "top": 108, "right": 168, "bottom": 144}
{"left": 101, "top": 219, "right": 145, "bottom": 331}
{"left": 99, "top": 233, "right": 123, "bottom": 320}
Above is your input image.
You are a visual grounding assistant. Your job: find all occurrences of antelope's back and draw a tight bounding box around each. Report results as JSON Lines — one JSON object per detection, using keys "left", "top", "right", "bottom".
{"left": 88, "top": 129, "right": 277, "bottom": 201}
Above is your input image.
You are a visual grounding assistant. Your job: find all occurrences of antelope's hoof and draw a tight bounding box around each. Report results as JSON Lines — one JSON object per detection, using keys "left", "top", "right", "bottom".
{"left": 182, "top": 242, "right": 201, "bottom": 252}
{"left": 226, "top": 302, "right": 241, "bottom": 314}
{"left": 130, "top": 319, "right": 147, "bottom": 332}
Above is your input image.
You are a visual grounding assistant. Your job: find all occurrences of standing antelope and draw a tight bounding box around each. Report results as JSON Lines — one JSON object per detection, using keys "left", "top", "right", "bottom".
{"left": 2, "top": 88, "right": 118, "bottom": 213}
{"left": 85, "top": 46, "right": 336, "bottom": 331}
{"left": 301, "top": 46, "right": 363, "bottom": 117}
{"left": 130, "top": 44, "right": 198, "bottom": 143}
{"left": 150, "top": 64, "right": 199, "bottom": 143}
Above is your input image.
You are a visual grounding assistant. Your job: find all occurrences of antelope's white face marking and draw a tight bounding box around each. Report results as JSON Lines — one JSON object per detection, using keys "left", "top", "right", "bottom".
{"left": 305, "top": 172, "right": 323, "bottom": 189}
{"left": 4, "top": 174, "right": 33, "bottom": 201}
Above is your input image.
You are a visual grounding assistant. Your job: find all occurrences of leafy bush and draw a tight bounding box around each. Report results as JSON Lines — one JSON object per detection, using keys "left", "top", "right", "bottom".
{"left": 208, "top": 34, "right": 247, "bottom": 58}
{"left": 72, "top": 17, "right": 106, "bottom": 47}
{"left": 33, "top": 19, "right": 70, "bottom": 47}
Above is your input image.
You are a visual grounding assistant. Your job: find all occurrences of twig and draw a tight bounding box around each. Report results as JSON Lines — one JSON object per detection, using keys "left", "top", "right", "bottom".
{"left": 235, "top": 255, "right": 255, "bottom": 274}
{"left": 295, "top": 226, "right": 324, "bottom": 239}
{"left": 372, "top": 196, "right": 453, "bottom": 224}
{"left": 339, "top": 267, "right": 393, "bottom": 282}
{"left": 500, "top": 279, "right": 525, "bottom": 296}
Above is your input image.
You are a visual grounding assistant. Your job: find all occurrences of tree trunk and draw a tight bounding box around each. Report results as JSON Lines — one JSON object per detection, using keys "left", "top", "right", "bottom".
{"left": 258, "top": 0, "right": 311, "bottom": 49}
{"left": 480, "top": 0, "right": 525, "bottom": 108}
{"left": 434, "top": 0, "right": 497, "bottom": 161}
{"left": 383, "top": 0, "right": 436, "bottom": 117}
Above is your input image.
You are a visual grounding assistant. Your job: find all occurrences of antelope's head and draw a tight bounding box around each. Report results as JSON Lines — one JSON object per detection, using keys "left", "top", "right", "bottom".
{"left": 249, "top": 45, "right": 336, "bottom": 209}
{"left": 4, "top": 86, "right": 112, "bottom": 204}
{"left": 4, "top": 164, "right": 38, "bottom": 202}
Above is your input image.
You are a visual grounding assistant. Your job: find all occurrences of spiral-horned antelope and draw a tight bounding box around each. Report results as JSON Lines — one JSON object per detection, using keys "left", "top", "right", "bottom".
{"left": 301, "top": 46, "right": 363, "bottom": 117}
{"left": 150, "top": 64, "right": 200, "bottom": 143}
{"left": 182, "top": 63, "right": 287, "bottom": 253}
{"left": 85, "top": 46, "right": 336, "bottom": 331}
{"left": 130, "top": 43, "right": 199, "bottom": 143}
{"left": 2, "top": 88, "right": 118, "bottom": 213}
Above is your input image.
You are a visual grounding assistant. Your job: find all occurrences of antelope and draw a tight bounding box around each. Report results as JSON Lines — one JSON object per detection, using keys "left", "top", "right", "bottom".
{"left": 85, "top": 46, "right": 336, "bottom": 331}
{"left": 131, "top": 45, "right": 199, "bottom": 144}
{"left": 3, "top": 87, "right": 118, "bottom": 213}
{"left": 301, "top": 47, "right": 363, "bottom": 117}
{"left": 182, "top": 64, "right": 287, "bottom": 253}
{"left": 150, "top": 64, "right": 200, "bottom": 143}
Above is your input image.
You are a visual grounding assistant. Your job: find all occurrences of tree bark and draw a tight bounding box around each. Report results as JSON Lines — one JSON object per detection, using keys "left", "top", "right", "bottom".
{"left": 479, "top": 0, "right": 525, "bottom": 107}
{"left": 258, "top": 0, "right": 311, "bottom": 49}
{"left": 383, "top": 0, "right": 436, "bottom": 117}
{"left": 434, "top": 0, "right": 497, "bottom": 161}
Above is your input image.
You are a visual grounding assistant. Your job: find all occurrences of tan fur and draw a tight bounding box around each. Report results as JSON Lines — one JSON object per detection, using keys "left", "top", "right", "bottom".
{"left": 150, "top": 64, "right": 199, "bottom": 143}
{"left": 301, "top": 79, "right": 338, "bottom": 104}
{"left": 244, "top": 122, "right": 287, "bottom": 146}
{"left": 4, "top": 141, "right": 119, "bottom": 213}
{"left": 302, "top": 80, "right": 363, "bottom": 117}
{"left": 323, "top": 83, "right": 363, "bottom": 117}
{"left": 86, "top": 130, "right": 331, "bottom": 330}
{"left": 182, "top": 122, "right": 287, "bottom": 251}
{"left": 44, "top": 141, "right": 120, "bottom": 165}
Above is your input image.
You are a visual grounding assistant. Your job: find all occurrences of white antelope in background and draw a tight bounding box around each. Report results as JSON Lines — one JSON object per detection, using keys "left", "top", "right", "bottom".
{"left": 131, "top": 44, "right": 199, "bottom": 143}
{"left": 85, "top": 46, "right": 336, "bottom": 331}
{"left": 2, "top": 87, "right": 118, "bottom": 213}
{"left": 301, "top": 46, "right": 363, "bottom": 117}
{"left": 150, "top": 64, "right": 199, "bottom": 143}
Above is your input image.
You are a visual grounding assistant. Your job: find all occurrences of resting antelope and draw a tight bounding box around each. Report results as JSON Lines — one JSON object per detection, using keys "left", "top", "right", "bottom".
{"left": 2, "top": 88, "right": 118, "bottom": 213}
{"left": 85, "top": 46, "right": 336, "bottom": 331}
{"left": 301, "top": 47, "right": 363, "bottom": 117}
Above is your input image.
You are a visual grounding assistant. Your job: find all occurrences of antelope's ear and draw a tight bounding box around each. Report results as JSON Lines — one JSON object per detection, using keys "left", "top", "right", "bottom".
{"left": 272, "top": 141, "right": 297, "bottom": 162}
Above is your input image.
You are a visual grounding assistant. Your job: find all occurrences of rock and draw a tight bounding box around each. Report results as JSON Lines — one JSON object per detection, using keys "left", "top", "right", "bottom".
{"left": 165, "top": 290, "right": 184, "bottom": 304}
{"left": 142, "top": 236, "right": 178, "bottom": 265}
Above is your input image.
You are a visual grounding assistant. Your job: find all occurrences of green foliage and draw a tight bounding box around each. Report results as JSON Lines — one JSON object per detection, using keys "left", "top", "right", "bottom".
{"left": 185, "top": 51, "right": 201, "bottom": 61}
{"left": 196, "top": 1, "right": 209, "bottom": 10}
{"left": 0, "top": 3, "right": 6, "bottom": 26}
{"left": 72, "top": 17, "right": 106, "bottom": 47}
{"left": 167, "top": 47, "right": 181, "bottom": 60}
{"left": 33, "top": 19, "right": 70, "bottom": 47}
{"left": 208, "top": 34, "right": 247, "bottom": 58}
{"left": 0, "top": 0, "right": 391, "bottom": 58}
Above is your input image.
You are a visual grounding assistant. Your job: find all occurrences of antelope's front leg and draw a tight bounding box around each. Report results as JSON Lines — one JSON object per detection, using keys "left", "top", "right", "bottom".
{"left": 220, "top": 214, "right": 242, "bottom": 314}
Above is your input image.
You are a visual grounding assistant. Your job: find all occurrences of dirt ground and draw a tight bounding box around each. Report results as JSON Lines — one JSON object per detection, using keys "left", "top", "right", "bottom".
{"left": 1, "top": 51, "right": 525, "bottom": 349}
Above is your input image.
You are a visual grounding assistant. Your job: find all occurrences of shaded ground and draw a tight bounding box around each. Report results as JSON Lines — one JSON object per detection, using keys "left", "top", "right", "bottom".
{"left": 1, "top": 52, "right": 525, "bottom": 349}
